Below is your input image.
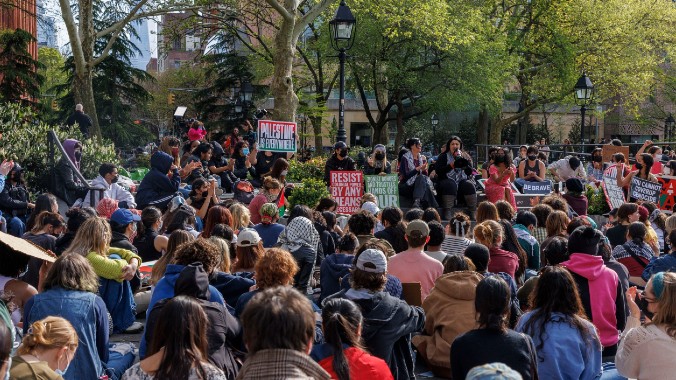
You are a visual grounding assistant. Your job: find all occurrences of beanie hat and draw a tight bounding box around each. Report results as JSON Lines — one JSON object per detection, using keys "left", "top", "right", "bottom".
{"left": 259, "top": 203, "right": 279, "bottom": 224}
{"left": 567, "top": 226, "right": 602, "bottom": 255}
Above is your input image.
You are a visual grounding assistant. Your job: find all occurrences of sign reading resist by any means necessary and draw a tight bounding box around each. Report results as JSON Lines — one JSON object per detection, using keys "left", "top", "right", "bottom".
{"left": 257, "top": 120, "right": 297, "bottom": 152}
{"left": 330, "top": 171, "right": 364, "bottom": 214}
{"left": 602, "top": 164, "right": 626, "bottom": 209}
{"left": 630, "top": 176, "right": 662, "bottom": 204}
{"left": 365, "top": 174, "right": 399, "bottom": 208}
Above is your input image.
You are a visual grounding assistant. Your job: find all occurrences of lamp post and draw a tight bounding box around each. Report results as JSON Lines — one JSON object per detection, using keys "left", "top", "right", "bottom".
{"left": 297, "top": 113, "right": 307, "bottom": 158}
{"left": 330, "top": 0, "right": 356, "bottom": 144}
{"left": 666, "top": 114, "right": 675, "bottom": 143}
{"left": 574, "top": 73, "right": 594, "bottom": 153}
{"left": 431, "top": 114, "right": 439, "bottom": 154}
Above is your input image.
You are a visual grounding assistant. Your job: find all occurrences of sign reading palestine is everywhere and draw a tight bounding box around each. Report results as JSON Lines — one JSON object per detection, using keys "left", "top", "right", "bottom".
{"left": 365, "top": 174, "right": 399, "bottom": 208}
{"left": 257, "top": 120, "right": 297, "bottom": 152}
{"left": 330, "top": 171, "right": 363, "bottom": 214}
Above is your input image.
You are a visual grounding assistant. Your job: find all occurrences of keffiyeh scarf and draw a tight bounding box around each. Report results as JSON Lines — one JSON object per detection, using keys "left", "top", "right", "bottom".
{"left": 282, "top": 216, "right": 320, "bottom": 253}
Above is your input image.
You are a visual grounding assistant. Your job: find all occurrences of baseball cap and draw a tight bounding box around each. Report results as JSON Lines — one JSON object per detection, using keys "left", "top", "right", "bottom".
{"left": 110, "top": 208, "right": 141, "bottom": 225}
{"left": 361, "top": 201, "right": 380, "bottom": 216}
{"left": 333, "top": 141, "right": 348, "bottom": 150}
{"left": 466, "top": 362, "right": 523, "bottom": 380}
{"left": 236, "top": 228, "right": 262, "bottom": 247}
{"left": 406, "top": 219, "right": 430, "bottom": 237}
{"left": 355, "top": 249, "right": 387, "bottom": 273}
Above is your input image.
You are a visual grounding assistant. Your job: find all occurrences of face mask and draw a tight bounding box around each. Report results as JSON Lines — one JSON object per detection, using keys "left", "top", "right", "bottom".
{"left": 171, "top": 147, "right": 179, "bottom": 155}
{"left": 338, "top": 149, "right": 348, "bottom": 158}
{"left": 375, "top": 152, "right": 385, "bottom": 160}
{"left": 494, "top": 155, "right": 506, "bottom": 163}
{"left": 527, "top": 155, "right": 536, "bottom": 161}
{"left": 54, "top": 352, "right": 70, "bottom": 376}
{"left": 111, "top": 175, "right": 119, "bottom": 183}
{"left": 636, "top": 296, "right": 655, "bottom": 320}
{"left": 593, "top": 156, "right": 602, "bottom": 163}
{"left": 242, "top": 148, "right": 250, "bottom": 156}
{"left": 202, "top": 191, "right": 208, "bottom": 198}
{"left": 635, "top": 163, "right": 643, "bottom": 170}
{"left": 655, "top": 154, "right": 662, "bottom": 161}
{"left": 74, "top": 150, "right": 82, "bottom": 161}
{"left": 281, "top": 170, "right": 288, "bottom": 176}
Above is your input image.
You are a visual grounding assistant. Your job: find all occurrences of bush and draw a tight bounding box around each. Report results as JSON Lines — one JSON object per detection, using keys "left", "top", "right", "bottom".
{"left": 288, "top": 177, "right": 330, "bottom": 210}
{"left": 0, "top": 103, "right": 119, "bottom": 192}
{"left": 586, "top": 185, "right": 610, "bottom": 215}
{"left": 287, "top": 157, "right": 325, "bottom": 182}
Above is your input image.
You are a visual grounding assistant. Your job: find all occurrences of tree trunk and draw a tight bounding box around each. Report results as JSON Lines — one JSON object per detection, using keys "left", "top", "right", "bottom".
{"left": 477, "top": 105, "right": 489, "bottom": 161}
{"left": 311, "top": 115, "right": 323, "bottom": 151}
{"left": 270, "top": 19, "right": 298, "bottom": 122}
{"left": 394, "top": 93, "right": 405, "bottom": 149}
{"left": 73, "top": 69, "right": 101, "bottom": 139}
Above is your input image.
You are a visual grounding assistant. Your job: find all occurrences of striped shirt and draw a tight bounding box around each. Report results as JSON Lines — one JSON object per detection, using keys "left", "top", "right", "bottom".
{"left": 441, "top": 235, "right": 473, "bottom": 256}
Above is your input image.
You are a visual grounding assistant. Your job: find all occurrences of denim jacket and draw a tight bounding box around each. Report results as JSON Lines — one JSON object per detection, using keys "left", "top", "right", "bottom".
{"left": 25, "top": 287, "right": 108, "bottom": 380}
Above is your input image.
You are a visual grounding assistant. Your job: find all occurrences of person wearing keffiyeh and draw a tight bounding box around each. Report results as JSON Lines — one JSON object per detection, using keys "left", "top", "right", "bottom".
{"left": 281, "top": 216, "right": 320, "bottom": 294}
{"left": 611, "top": 222, "right": 655, "bottom": 278}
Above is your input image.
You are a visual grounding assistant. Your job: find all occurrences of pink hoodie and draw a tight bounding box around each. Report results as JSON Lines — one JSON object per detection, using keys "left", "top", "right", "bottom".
{"left": 562, "top": 253, "right": 620, "bottom": 347}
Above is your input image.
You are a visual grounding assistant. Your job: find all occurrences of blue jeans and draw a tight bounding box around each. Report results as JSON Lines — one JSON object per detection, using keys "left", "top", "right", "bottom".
{"left": 600, "top": 362, "right": 627, "bottom": 380}
{"left": 4, "top": 214, "right": 25, "bottom": 237}
{"left": 195, "top": 216, "right": 204, "bottom": 232}
{"left": 99, "top": 254, "right": 136, "bottom": 333}
{"left": 103, "top": 343, "right": 136, "bottom": 380}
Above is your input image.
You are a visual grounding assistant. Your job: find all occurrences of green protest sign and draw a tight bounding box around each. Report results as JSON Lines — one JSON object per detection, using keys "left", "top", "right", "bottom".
{"left": 365, "top": 174, "right": 399, "bottom": 208}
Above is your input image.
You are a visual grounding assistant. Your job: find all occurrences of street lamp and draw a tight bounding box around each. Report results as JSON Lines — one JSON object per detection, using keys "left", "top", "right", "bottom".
{"left": 574, "top": 73, "right": 594, "bottom": 152}
{"left": 297, "top": 114, "right": 307, "bottom": 157}
{"left": 666, "top": 114, "right": 675, "bottom": 143}
{"left": 431, "top": 114, "right": 439, "bottom": 154}
{"left": 330, "top": 0, "right": 356, "bottom": 144}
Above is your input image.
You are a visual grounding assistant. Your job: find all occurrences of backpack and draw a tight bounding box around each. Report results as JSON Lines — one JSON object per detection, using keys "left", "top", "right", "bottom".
{"left": 234, "top": 180, "right": 255, "bottom": 204}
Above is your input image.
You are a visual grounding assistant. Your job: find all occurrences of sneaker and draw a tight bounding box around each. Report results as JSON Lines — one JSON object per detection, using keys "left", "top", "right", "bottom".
{"left": 123, "top": 322, "right": 144, "bottom": 334}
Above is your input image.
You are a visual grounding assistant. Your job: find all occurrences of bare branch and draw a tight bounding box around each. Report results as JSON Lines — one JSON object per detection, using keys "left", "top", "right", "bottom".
{"left": 265, "top": 0, "right": 293, "bottom": 21}
{"left": 294, "top": 0, "right": 335, "bottom": 39}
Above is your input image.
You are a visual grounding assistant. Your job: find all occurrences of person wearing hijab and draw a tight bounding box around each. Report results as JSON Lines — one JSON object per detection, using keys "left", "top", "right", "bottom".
{"left": 281, "top": 216, "right": 320, "bottom": 295}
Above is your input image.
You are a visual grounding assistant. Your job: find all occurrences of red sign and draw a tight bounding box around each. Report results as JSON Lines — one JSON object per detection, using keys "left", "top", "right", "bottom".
{"left": 658, "top": 175, "right": 676, "bottom": 212}
{"left": 330, "top": 171, "right": 363, "bottom": 214}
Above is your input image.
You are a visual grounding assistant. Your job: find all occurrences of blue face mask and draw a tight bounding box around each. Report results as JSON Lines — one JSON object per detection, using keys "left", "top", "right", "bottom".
{"left": 54, "top": 352, "right": 71, "bottom": 376}
{"left": 242, "top": 148, "right": 250, "bottom": 156}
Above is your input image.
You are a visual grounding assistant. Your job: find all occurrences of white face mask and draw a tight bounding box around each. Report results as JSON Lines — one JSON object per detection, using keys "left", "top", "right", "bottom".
{"left": 655, "top": 154, "right": 663, "bottom": 161}
{"left": 281, "top": 170, "right": 288, "bottom": 176}
{"left": 664, "top": 166, "right": 672, "bottom": 176}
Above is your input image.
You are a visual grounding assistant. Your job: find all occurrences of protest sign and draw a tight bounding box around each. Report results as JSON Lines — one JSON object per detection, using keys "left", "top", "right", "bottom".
{"left": 257, "top": 120, "right": 297, "bottom": 152}
{"left": 602, "top": 145, "right": 629, "bottom": 163}
{"left": 658, "top": 175, "right": 676, "bottom": 212}
{"left": 330, "top": 171, "right": 363, "bottom": 214}
{"left": 522, "top": 181, "right": 552, "bottom": 195}
{"left": 602, "top": 164, "right": 626, "bottom": 209}
{"left": 630, "top": 177, "right": 661, "bottom": 203}
{"left": 364, "top": 174, "right": 399, "bottom": 208}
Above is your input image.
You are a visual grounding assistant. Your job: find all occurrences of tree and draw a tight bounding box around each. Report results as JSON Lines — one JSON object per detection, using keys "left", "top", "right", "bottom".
{"left": 57, "top": 0, "right": 196, "bottom": 138}
{"left": 0, "top": 29, "right": 44, "bottom": 106}
{"left": 38, "top": 47, "right": 68, "bottom": 120}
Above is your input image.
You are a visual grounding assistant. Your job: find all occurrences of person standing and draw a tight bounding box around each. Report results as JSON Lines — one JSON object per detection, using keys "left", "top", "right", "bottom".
{"left": 66, "top": 104, "right": 93, "bottom": 138}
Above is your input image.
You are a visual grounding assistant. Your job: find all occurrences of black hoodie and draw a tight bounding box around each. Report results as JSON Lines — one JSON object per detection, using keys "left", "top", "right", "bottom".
{"left": 135, "top": 151, "right": 180, "bottom": 210}
{"left": 144, "top": 263, "right": 244, "bottom": 378}
{"left": 325, "top": 289, "right": 425, "bottom": 380}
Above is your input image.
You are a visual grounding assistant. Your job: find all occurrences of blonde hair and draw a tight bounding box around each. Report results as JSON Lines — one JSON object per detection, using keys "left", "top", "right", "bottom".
{"left": 43, "top": 253, "right": 100, "bottom": 293}
{"left": 17, "top": 316, "right": 78, "bottom": 355}
{"left": 546, "top": 210, "right": 570, "bottom": 237}
{"left": 229, "top": 203, "right": 251, "bottom": 231}
{"left": 262, "top": 176, "right": 282, "bottom": 192}
{"left": 361, "top": 193, "right": 377, "bottom": 206}
{"left": 666, "top": 214, "right": 676, "bottom": 235}
{"left": 151, "top": 230, "right": 194, "bottom": 285}
{"left": 64, "top": 217, "right": 111, "bottom": 257}
{"left": 209, "top": 236, "right": 231, "bottom": 273}
{"left": 652, "top": 272, "right": 676, "bottom": 338}
{"left": 473, "top": 220, "right": 503, "bottom": 248}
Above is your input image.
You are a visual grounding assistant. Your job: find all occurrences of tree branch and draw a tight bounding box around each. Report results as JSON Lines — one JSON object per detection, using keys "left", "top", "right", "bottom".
{"left": 294, "top": 0, "right": 335, "bottom": 39}
{"left": 265, "top": 0, "right": 293, "bottom": 21}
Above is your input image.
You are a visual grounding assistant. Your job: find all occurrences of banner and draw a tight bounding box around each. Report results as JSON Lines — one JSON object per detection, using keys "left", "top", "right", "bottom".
{"left": 330, "top": 171, "right": 364, "bottom": 214}
{"left": 365, "top": 174, "right": 399, "bottom": 208}
{"left": 630, "top": 177, "right": 661, "bottom": 203}
{"left": 522, "top": 181, "right": 552, "bottom": 195}
{"left": 257, "top": 120, "right": 297, "bottom": 152}
{"left": 602, "top": 164, "right": 626, "bottom": 209}
{"left": 658, "top": 175, "right": 676, "bottom": 212}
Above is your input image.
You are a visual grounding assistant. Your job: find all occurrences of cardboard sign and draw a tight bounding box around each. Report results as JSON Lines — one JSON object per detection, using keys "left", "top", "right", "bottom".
{"left": 630, "top": 176, "right": 661, "bottom": 203}
{"left": 330, "top": 171, "right": 363, "bottom": 214}
{"left": 658, "top": 175, "right": 676, "bottom": 212}
{"left": 522, "top": 181, "right": 552, "bottom": 195}
{"left": 602, "top": 164, "right": 626, "bottom": 209}
{"left": 364, "top": 174, "right": 399, "bottom": 208}
{"left": 602, "top": 145, "right": 630, "bottom": 163}
{"left": 0, "top": 231, "right": 56, "bottom": 263}
{"left": 257, "top": 120, "right": 297, "bottom": 152}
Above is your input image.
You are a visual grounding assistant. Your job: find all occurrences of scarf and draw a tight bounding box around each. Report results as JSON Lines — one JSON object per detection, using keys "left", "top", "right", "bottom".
{"left": 403, "top": 151, "right": 433, "bottom": 187}
{"left": 614, "top": 240, "right": 654, "bottom": 261}
{"left": 237, "top": 349, "right": 331, "bottom": 380}
{"left": 282, "top": 217, "right": 320, "bottom": 253}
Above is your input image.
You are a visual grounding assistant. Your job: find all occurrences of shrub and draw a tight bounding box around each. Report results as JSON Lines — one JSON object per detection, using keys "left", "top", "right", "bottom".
{"left": 0, "top": 103, "right": 119, "bottom": 192}
{"left": 287, "top": 156, "right": 325, "bottom": 182}
{"left": 289, "top": 177, "right": 330, "bottom": 210}
{"left": 586, "top": 185, "right": 610, "bottom": 215}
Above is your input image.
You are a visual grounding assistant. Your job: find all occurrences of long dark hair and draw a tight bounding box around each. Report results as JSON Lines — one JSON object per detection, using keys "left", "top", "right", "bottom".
{"left": 26, "top": 193, "right": 57, "bottom": 230}
{"left": 522, "top": 266, "right": 599, "bottom": 360}
{"left": 148, "top": 296, "right": 210, "bottom": 379}
{"left": 322, "top": 298, "right": 366, "bottom": 380}
{"left": 476, "top": 276, "right": 510, "bottom": 332}
{"left": 499, "top": 220, "right": 528, "bottom": 281}
{"left": 266, "top": 158, "right": 289, "bottom": 179}
{"left": 639, "top": 153, "right": 653, "bottom": 178}
{"left": 138, "top": 206, "right": 162, "bottom": 236}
